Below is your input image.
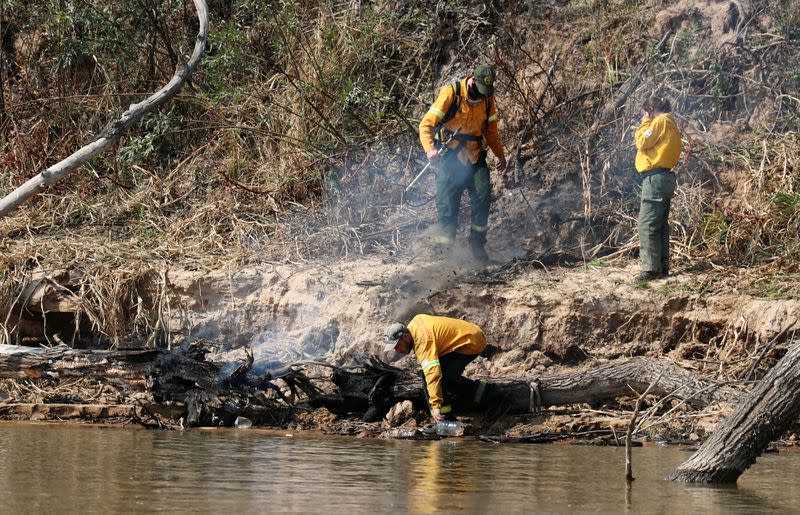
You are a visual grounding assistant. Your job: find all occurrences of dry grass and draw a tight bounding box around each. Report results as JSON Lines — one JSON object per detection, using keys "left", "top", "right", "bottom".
{"left": 1, "top": 0, "right": 800, "bottom": 347}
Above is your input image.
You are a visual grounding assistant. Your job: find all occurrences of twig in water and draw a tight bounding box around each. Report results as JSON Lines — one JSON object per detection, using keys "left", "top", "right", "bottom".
{"left": 625, "top": 372, "right": 663, "bottom": 481}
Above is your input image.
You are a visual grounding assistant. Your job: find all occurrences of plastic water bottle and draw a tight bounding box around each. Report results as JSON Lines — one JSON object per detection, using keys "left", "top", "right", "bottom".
{"left": 234, "top": 416, "right": 252, "bottom": 429}
{"left": 435, "top": 420, "right": 464, "bottom": 436}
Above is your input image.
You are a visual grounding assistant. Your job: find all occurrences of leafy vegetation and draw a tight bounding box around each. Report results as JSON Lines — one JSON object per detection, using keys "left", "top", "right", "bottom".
{"left": 2, "top": 0, "right": 800, "bottom": 344}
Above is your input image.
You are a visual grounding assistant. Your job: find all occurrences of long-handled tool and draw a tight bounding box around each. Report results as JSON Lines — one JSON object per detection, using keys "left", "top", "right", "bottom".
{"left": 404, "top": 128, "right": 461, "bottom": 195}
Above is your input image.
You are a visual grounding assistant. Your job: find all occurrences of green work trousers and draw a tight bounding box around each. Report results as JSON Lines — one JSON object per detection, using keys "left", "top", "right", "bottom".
{"left": 638, "top": 169, "right": 676, "bottom": 274}
{"left": 435, "top": 151, "right": 491, "bottom": 244}
{"left": 420, "top": 351, "right": 486, "bottom": 415}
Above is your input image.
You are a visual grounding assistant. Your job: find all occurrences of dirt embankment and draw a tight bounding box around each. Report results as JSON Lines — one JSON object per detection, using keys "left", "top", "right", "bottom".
{"left": 6, "top": 248, "right": 798, "bottom": 439}
{"left": 28, "top": 250, "right": 793, "bottom": 377}
{"left": 158, "top": 255, "right": 797, "bottom": 372}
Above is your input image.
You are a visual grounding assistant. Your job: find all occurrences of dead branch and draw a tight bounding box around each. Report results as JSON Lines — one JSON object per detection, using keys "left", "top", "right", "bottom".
{"left": 0, "top": 0, "right": 209, "bottom": 218}
{"left": 626, "top": 372, "right": 663, "bottom": 481}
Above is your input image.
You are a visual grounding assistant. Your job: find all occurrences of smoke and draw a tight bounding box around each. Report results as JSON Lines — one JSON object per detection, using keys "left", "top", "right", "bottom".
{"left": 242, "top": 307, "right": 342, "bottom": 376}
{"left": 196, "top": 106, "right": 518, "bottom": 367}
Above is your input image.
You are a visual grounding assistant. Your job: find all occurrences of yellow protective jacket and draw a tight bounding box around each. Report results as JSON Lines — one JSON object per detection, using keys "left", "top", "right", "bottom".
{"left": 406, "top": 314, "right": 486, "bottom": 411}
{"left": 419, "top": 78, "right": 505, "bottom": 165}
{"left": 635, "top": 113, "right": 682, "bottom": 172}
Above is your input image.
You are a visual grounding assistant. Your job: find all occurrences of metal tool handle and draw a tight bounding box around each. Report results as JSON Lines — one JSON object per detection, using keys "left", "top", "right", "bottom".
{"left": 404, "top": 128, "right": 461, "bottom": 194}
{"left": 404, "top": 162, "right": 431, "bottom": 193}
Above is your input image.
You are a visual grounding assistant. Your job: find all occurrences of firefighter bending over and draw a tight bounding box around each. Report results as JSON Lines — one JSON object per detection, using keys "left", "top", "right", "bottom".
{"left": 383, "top": 314, "right": 494, "bottom": 421}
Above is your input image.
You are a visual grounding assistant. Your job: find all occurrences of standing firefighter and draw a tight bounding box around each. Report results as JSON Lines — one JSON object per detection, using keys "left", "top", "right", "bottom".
{"left": 419, "top": 65, "right": 507, "bottom": 263}
{"left": 634, "top": 95, "right": 684, "bottom": 281}
{"left": 384, "top": 314, "right": 492, "bottom": 422}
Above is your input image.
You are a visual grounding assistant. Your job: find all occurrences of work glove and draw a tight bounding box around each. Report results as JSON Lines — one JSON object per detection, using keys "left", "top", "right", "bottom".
{"left": 496, "top": 155, "right": 507, "bottom": 173}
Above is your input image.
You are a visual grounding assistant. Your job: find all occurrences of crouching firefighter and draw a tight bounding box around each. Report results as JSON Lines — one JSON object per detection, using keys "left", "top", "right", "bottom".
{"left": 383, "top": 314, "right": 497, "bottom": 421}
{"left": 418, "top": 64, "right": 507, "bottom": 263}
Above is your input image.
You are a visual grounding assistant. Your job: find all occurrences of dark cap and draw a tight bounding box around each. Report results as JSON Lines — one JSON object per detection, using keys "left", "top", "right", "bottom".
{"left": 473, "top": 64, "right": 496, "bottom": 96}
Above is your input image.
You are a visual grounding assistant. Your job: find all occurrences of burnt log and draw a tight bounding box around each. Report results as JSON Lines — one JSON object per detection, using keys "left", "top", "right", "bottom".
{"left": 0, "top": 344, "right": 167, "bottom": 385}
{"left": 0, "top": 343, "right": 215, "bottom": 390}
{"left": 667, "top": 342, "right": 800, "bottom": 483}
{"left": 0, "top": 345, "right": 742, "bottom": 430}
{"left": 0, "top": 343, "right": 290, "bottom": 427}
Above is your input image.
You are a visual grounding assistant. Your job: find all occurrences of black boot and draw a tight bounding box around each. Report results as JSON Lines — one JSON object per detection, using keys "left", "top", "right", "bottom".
{"left": 468, "top": 231, "right": 489, "bottom": 264}
{"left": 634, "top": 271, "right": 661, "bottom": 281}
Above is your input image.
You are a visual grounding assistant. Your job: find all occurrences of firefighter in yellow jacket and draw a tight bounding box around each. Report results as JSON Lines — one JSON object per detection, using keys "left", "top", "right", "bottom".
{"left": 383, "top": 314, "right": 490, "bottom": 421}
{"left": 634, "top": 95, "right": 685, "bottom": 281}
{"left": 419, "top": 64, "right": 507, "bottom": 263}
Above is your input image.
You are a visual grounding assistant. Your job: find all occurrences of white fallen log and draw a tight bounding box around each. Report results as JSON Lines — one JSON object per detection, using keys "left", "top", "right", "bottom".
{"left": 0, "top": 0, "right": 209, "bottom": 218}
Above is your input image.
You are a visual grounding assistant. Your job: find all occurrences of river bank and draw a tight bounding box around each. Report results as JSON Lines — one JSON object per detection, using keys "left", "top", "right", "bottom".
{"left": 1, "top": 257, "right": 797, "bottom": 444}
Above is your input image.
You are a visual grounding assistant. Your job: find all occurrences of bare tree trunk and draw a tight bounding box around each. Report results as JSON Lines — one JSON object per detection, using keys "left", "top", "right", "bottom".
{"left": 512, "top": 357, "right": 739, "bottom": 409}
{"left": 0, "top": 0, "right": 209, "bottom": 218}
{"left": 324, "top": 358, "right": 741, "bottom": 416}
{"left": 667, "top": 342, "right": 800, "bottom": 483}
{"left": 465, "top": 358, "right": 739, "bottom": 410}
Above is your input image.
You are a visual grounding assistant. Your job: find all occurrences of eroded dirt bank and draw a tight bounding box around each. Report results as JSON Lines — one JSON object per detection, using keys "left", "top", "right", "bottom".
{"left": 3, "top": 252, "right": 798, "bottom": 442}
{"left": 163, "top": 255, "right": 798, "bottom": 371}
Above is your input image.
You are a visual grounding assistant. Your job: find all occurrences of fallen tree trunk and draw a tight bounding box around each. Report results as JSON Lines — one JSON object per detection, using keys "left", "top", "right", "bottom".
{"left": 0, "top": 0, "right": 209, "bottom": 218}
{"left": 319, "top": 357, "right": 741, "bottom": 418}
{"left": 0, "top": 343, "right": 288, "bottom": 427}
{"left": 667, "top": 342, "right": 800, "bottom": 483}
{"left": 501, "top": 358, "right": 740, "bottom": 410}
{"left": 0, "top": 344, "right": 214, "bottom": 389}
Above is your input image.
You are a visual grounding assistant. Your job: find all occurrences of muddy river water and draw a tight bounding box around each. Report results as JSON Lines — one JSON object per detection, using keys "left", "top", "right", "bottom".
{"left": 1, "top": 423, "right": 800, "bottom": 513}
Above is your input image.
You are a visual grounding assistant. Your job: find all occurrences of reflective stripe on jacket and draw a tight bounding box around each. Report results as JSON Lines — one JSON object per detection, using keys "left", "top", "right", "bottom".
{"left": 419, "top": 79, "right": 504, "bottom": 165}
{"left": 635, "top": 113, "right": 682, "bottom": 172}
{"left": 407, "top": 314, "right": 486, "bottom": 411}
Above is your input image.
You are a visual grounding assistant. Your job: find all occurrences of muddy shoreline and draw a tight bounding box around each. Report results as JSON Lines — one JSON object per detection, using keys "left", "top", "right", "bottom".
{"left": 0, "top": 410, "right": 797, "bottom": 454}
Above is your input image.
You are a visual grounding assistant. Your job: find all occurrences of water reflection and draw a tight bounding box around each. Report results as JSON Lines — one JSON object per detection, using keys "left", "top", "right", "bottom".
{"left": 409, "top": 441, "right": 441, "bottom": 512}
{"left": 0, "top": 424, "right": 799, "bottom": 513}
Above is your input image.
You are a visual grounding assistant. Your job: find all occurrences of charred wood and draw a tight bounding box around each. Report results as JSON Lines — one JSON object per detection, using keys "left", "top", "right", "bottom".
{"left": 0, "top": 345, "right": 742, "bottom": 431}
{"left": 0, "top": 343, "right": 291, "bottom": 428}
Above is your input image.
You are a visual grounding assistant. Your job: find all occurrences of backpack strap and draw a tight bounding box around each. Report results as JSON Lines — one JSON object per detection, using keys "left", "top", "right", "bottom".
{"left": 434, "top": 81, "right": 462, "bottom": 146}
{"left": 444, "top": 81, "right": 461, "bottom": 123}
